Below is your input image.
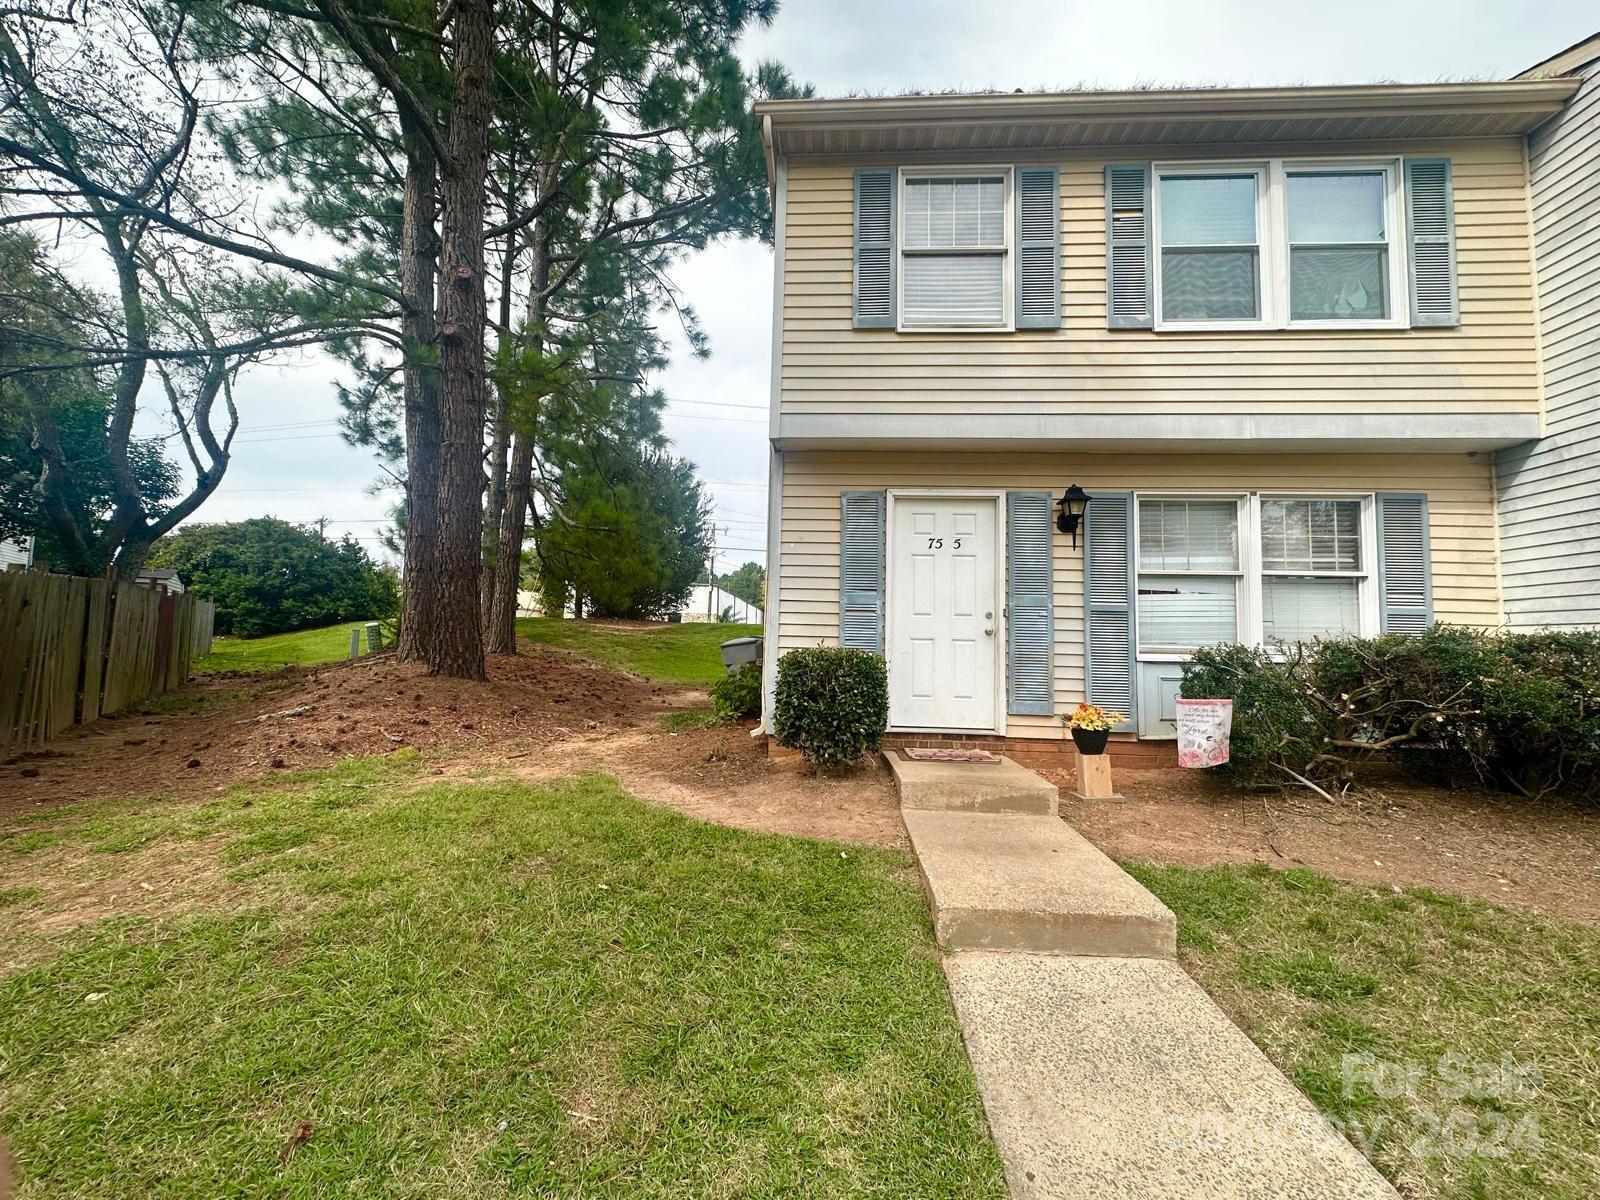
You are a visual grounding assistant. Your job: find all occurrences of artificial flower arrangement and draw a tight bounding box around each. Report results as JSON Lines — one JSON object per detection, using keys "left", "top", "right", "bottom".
{"left": 1062, "top": 702, "right": 1126, "bottom": 732}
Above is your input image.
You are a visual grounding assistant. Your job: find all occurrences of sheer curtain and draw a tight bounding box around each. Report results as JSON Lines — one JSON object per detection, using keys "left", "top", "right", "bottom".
{"left": 1159, "top": 174, "right": 1260, "bottom": 321}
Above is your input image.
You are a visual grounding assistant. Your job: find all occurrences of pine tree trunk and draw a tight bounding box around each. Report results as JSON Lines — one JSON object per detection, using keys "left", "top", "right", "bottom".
{"left": 395, "top": 117, "right": 442, "bottom": 664}
{"left": 485, "top": 218, "right": 551, "bottom": 654}
{"left": 428, "top": 0, "right": 493, "bottom": 679}
{"left": 480, "top": 230, "right": 518, "bottom": 631}
{"left": 486, "top": 430, "right": 534, "bottom": 652}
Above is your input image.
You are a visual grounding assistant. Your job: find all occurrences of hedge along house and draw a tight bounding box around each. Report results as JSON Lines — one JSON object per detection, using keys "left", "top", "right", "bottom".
{"left": 753, "top": 76, "right": 1582, "bottom": 766}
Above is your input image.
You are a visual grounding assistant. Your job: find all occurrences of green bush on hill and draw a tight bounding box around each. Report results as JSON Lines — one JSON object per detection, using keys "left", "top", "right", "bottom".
{"left": 710, "top": 662, "right": 762, "bottom": 721}
{"left": 149, "top": 517, "right": 398, "bottom": 638}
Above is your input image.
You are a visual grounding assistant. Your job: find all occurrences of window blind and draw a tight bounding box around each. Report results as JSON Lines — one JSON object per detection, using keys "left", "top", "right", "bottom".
{"left": 1261, "top": 499, "right": 1361, "bottom": 572}
{"left": 903, "top": 176, "right": 1005, "bottom": 248}
{"left": 1138, "top": 499, "right": 1239, "bottom": 572}
{"left": 903, "top": 254, "right": 1005, "bottom": 325}
{"left": 1263, "top": 576, "right": 1361, "bottom": 644}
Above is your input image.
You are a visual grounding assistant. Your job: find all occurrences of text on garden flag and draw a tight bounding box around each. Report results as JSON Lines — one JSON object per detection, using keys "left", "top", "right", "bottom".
{"left": 1176, "top": 698, "right": 1233, "bottom": 768}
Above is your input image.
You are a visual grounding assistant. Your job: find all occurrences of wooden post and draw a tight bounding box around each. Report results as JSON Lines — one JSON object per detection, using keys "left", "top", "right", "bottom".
{"left": 349, "top": 628, "right": 362, "bottom": 660}
{"left": 1073, "top": 751, "right": 1123, "bottom": 800}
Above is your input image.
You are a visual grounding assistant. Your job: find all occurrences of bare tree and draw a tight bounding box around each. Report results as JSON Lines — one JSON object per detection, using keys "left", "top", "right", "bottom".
{"left": 0, "top": 3, "right": 387, "bottom": 575}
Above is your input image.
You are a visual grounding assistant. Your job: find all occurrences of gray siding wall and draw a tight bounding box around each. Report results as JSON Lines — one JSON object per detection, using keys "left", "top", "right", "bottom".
{"left": 1498, "top": 58, "right": 1600, "bottom": 630}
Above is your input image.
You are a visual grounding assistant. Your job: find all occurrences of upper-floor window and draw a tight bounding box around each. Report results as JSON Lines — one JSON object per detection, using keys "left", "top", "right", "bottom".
{"left": 1157, "top": 172, "right": 1263, "bottom": 322}
{"left": 899, "top": 168, "right": 1012, "bottom": 330}
{"left": 1153, "top": 158, "right": 1405, "bottom": 331}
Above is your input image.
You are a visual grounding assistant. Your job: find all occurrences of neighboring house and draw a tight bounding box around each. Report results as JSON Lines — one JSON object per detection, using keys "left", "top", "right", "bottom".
{"left": 1497, "top": 34, "right": 1600, "bottom": 629}
{"left": 134, "top": 568, "right": 184, "bottom": 596}
{"left": 0, "top": 537, "right": 34, "bottom": 570}
{"left": 678, "top": 585, "right": 763, "bottom": 624}
{"left": 753, "top": 69, "right": 1585, "bottom": 759}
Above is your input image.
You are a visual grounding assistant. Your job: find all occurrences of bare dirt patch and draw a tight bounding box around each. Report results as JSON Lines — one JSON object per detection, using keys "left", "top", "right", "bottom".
{"left": 437, "top": 718, "right": 903, "bottom": 846}
{"left": 0, "top": 640, "right": 899, "bottom": 848}
{"left": 0, "top": 645, "right": 685, "bottom": 822}
{"left": 1059, "top": 767, "right": 1600, "bottom": 924}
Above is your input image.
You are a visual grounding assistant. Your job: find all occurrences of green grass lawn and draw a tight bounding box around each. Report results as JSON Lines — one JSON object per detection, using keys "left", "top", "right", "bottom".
{"left": 1129, "top": 860, "right": 1600, "bottom": 1199}
{"left": 196, "top": 621, "right": 380, "bottom": 674}
{"left": 516, "top": 618, "right": 761, "bottom": 686}
{"left": 0, "top": 756, "right": 1002, "bottom": 1199}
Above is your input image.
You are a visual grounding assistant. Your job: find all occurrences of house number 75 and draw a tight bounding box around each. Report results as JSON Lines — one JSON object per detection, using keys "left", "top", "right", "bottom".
{"left": 926, "top": 538, "right": 963, "bottom": 549}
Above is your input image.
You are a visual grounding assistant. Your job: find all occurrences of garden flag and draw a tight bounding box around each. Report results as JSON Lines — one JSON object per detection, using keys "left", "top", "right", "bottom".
{"left": 1176, "top": 699, "right": 1232, "bottom": 769}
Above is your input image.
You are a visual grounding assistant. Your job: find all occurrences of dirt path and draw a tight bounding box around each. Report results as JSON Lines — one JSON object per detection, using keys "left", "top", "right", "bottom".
{"left": 6, "top": 647, "right": 1598, "bottom": 921}
{"left": 436, "top": 721, "right": 903, "bottom": 846}
{"left": 1059, "top": 767, "right": 1600, "bottom": 924}
{"left": 0, "top": 643, "right": 901, "bottom": 847}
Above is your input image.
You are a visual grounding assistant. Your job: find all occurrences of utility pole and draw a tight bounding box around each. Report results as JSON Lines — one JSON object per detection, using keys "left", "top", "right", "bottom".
{"left": 706, "top": 526, "right": 719, "bottom": 618}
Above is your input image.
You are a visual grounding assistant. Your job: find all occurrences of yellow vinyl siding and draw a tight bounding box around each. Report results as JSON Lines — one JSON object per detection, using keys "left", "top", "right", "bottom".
{"left": 780, "top": 139, "right": 1538, "bottom": 420}
{"left": 776, "top": 450, "right": 1500, "bottom": 740}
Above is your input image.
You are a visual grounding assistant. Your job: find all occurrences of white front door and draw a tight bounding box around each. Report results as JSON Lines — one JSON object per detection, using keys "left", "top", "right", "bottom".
{"left": 888, "top": 496, "right": 1000, "bottom": 730}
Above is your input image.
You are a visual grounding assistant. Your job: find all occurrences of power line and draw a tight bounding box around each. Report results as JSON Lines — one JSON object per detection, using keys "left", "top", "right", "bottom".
{"left": 670, "top": 399, "right": 768, "bottom": 413}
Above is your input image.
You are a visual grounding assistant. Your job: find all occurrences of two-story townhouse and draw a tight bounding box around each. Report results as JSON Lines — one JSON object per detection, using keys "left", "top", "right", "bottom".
{"left": 1496, "top": 34, "right": 1600, "bottom": 629}
{"left": 753, "top": 77, "right": 1580, "bottom": 765}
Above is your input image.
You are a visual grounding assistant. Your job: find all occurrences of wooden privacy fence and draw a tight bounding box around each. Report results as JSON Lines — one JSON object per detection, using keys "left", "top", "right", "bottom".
{"left": 0, "top": 572, "right": 215, "bottom": 756}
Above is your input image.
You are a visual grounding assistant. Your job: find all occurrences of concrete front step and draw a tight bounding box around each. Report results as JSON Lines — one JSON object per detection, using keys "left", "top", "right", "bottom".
{"left": 902, "top": 810, "right": 1176, "bottom": 958}
{"left": 945, "top": 953, "right": 1398, "bottom": 1199}
{"left": 887, "top": 752, "right": 1059, "bottom": 815}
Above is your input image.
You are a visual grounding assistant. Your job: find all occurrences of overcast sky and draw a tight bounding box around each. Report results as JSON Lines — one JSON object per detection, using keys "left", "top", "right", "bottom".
{"left": 202, "top": 0, "right": 1596, "bottom": 574}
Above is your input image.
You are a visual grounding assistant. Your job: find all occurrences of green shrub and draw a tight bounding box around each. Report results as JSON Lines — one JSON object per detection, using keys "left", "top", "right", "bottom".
{"left": 710, "top": 662, "right": 762, "bottom": 721}
{"left": 1180, "top": 644, "right": 1320, "bottom": 787}
{"left": 1182, "top": 628, "right": 1600, "bottom": 799}
{"left": 1477, "top": 631, "right": 1600, "bottom": 797}
{"left": 772, "top": 647, "right": 888, "bottom": 770}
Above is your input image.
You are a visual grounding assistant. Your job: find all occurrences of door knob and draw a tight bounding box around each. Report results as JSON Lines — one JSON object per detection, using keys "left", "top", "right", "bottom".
{"left": 984, "top": 627, "right": 994, "bottom": 637}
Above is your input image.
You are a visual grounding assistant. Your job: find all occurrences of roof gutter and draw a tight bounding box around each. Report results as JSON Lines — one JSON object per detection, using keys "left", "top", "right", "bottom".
{"left": 754, "top": 78, "right": 1580, "bottom": 131}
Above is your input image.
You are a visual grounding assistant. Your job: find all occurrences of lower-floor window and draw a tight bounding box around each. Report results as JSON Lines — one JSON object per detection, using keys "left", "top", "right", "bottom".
{"left": 1259, "top": 497, "right": 1365, "bottom": 644}
{"left": 1136, "top": 493, "right": 1374, "bottom": 655}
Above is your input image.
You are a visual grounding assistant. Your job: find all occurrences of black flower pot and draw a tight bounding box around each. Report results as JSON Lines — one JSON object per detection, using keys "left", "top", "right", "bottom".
{"left": 1071, "top": 727, "right": 1110, "bottom": 756}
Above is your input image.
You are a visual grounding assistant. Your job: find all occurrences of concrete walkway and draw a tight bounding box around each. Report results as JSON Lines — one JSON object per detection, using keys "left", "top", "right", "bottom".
{"left": 887, "top": 752, "right": 1397, "bottom": 1200}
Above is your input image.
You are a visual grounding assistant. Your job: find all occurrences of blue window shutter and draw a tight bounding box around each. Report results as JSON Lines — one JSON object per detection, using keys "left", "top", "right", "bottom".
{"left": 1015, "top": 167, "right": 1061, "bottom": 329}
{"left": 1006, "top": 492, "right": 1055, "bottom": 715}
{"left": 1105, "top": 163, "right": 1152, "bottom": 329}
{"left": 839, "top": 491, "right": 886, "bottom": 652}
{"left": 1377, "top": 493, "right": 1434, "bottom": 635}
{"left": 853, "top": 169, "right": 896, "bottom": 329}
{"left": 1404, "top": 159, "right": 1459, "bottom": 328}
{"left": 1084, "top": 492, "right": 1136, "bottom": 732}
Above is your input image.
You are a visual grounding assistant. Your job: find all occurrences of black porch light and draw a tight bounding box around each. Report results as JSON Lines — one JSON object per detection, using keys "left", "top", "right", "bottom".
{"left": 1056, "top": 484, "right": 1091, "bottom": 547}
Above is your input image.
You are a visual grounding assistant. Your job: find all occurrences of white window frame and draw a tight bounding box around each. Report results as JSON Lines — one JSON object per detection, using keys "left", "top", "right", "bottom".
{"left": 1133, "top": 491, "right": 1380, "bottom": 663}
{"left": 1151, "top": 163, "right": 1272, "bottom": 331}
{"left": 1152, "top": 157, "right": 1408, "bottom": 333}
{"left": 895, "top": 165, "right": 1014, "bottom": 333}
{"left": 1133, "top": 492, "right": 1249, "bottom": 661}
{"left": 1250, "top": 493, "right": 1379, "bottom": 646}
{"left": 1280, "top": 158, "right": 1407, "bottom": 331}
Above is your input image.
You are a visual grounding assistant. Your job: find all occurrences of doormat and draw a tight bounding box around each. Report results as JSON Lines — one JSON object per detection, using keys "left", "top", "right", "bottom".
{"left": 903, "top": 748, "right": 1001, "bottom": 763}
